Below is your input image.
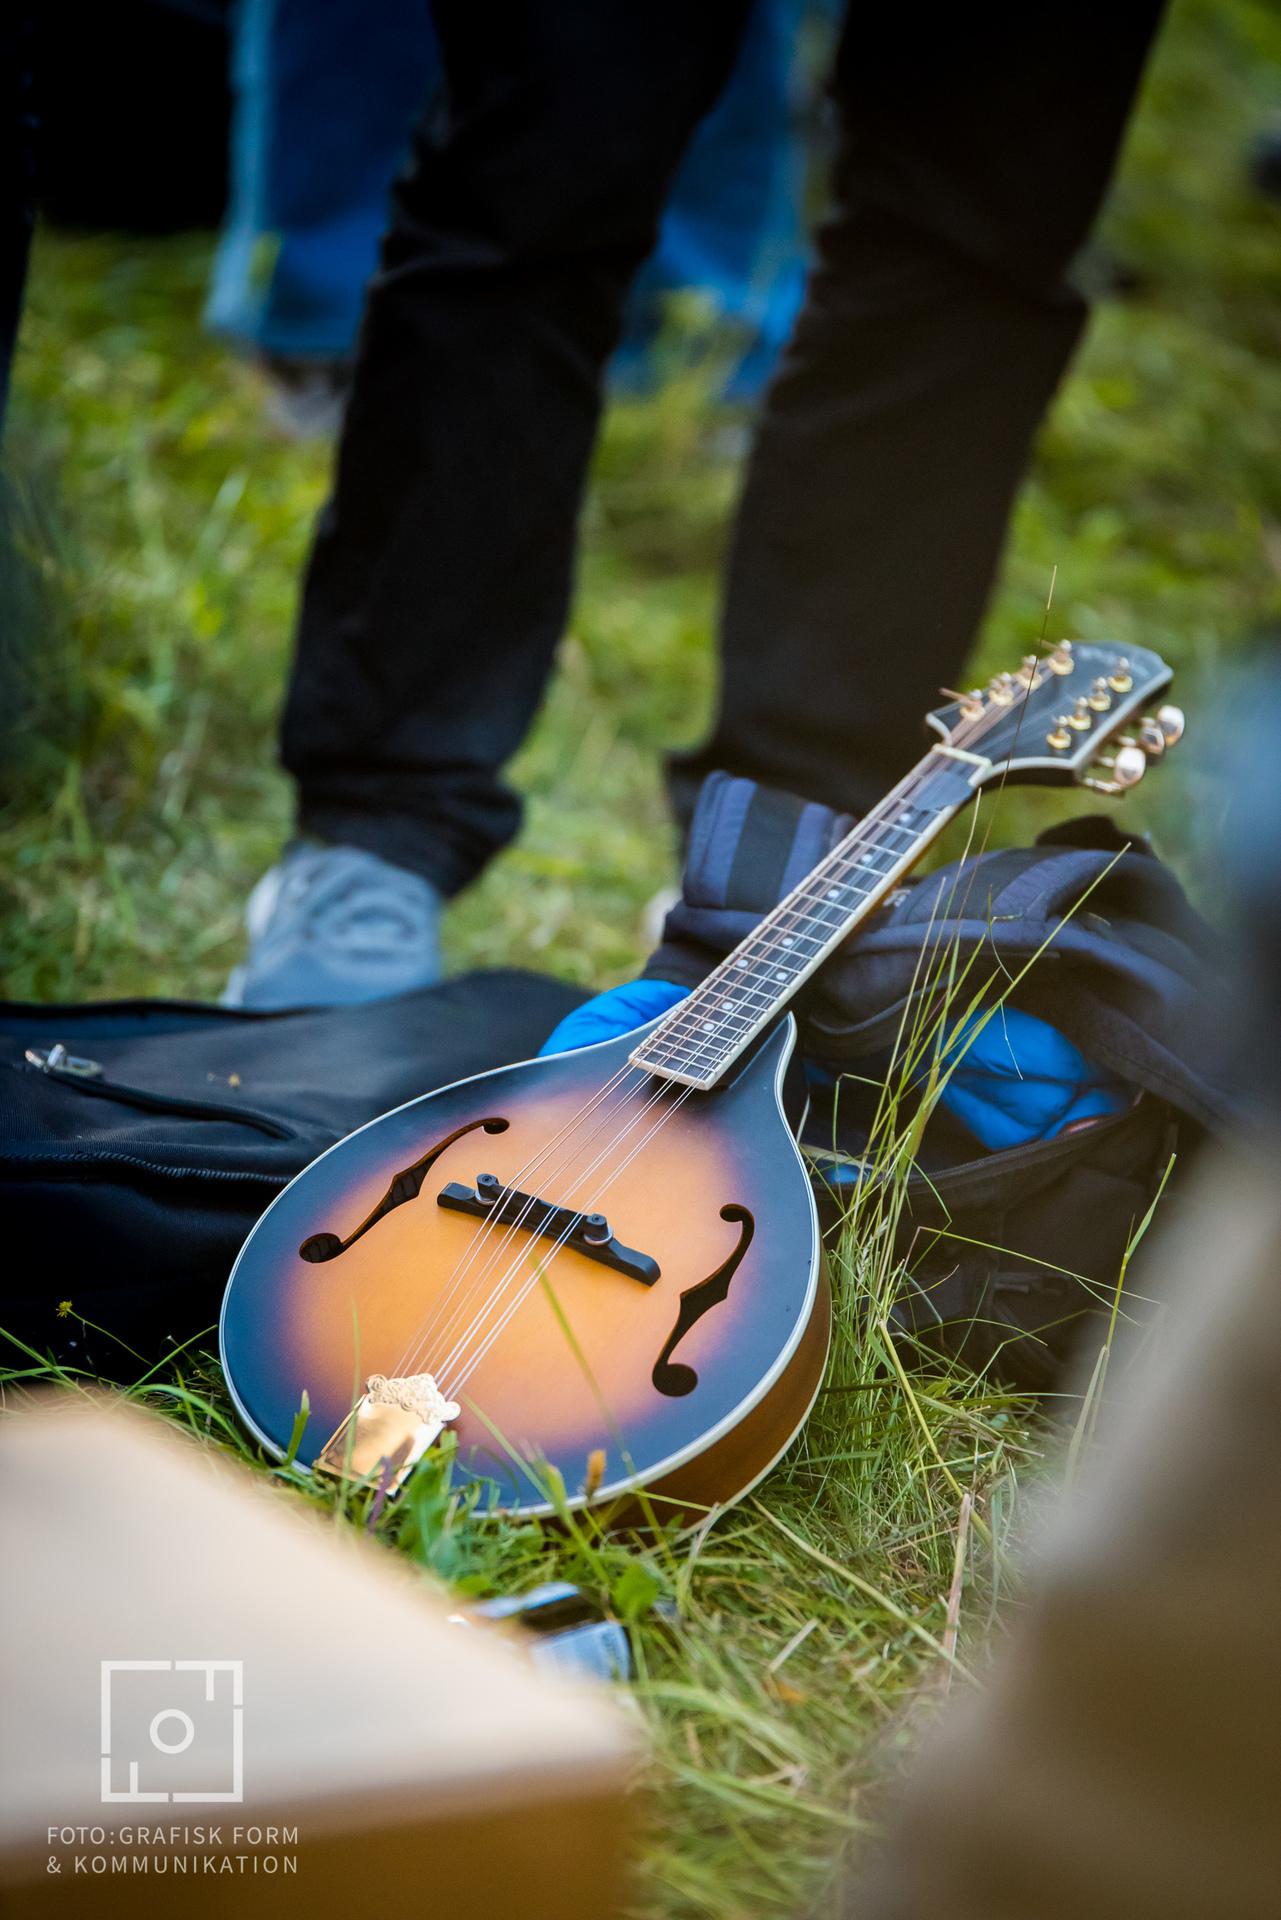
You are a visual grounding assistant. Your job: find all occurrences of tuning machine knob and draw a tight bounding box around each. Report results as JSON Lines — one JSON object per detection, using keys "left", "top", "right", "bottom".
{"left": 1131, "top": 704, "right": 1185, "bottom": 757}
{"left": 1154, "top": 703, "right": 1184, "bottom": 746}
{"left": 938, "top": 686, "right": 985, "bottom": 721}
{"left": 1113, "top": 743, "right": 1148, "bottom": 786}
{"left": 1047, "top": 641, "right": 1075, "bottom": 675}
{"left": 1107, "top": 657, "right": 1133, "bottom": 693}
{"left": 1082, "top": 743, "right": 1147, "bottom": 795}
{"left": 1067, "top": 695, "right": 1092, "bottom": 730}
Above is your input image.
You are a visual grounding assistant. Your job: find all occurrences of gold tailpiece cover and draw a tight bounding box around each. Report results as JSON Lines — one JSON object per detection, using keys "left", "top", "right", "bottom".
{"left": 316, "top": 1371, "right": 460, "bottom": 1490}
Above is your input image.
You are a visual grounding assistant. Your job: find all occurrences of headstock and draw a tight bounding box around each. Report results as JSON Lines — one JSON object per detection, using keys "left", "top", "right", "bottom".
{"left": 926, "top": 640, "right": 1183, "bottom": 793}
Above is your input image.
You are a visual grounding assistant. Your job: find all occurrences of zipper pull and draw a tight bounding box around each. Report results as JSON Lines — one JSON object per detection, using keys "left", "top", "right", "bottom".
{"left": 24, "top": 1043, "right": 103, "bottom": 1080}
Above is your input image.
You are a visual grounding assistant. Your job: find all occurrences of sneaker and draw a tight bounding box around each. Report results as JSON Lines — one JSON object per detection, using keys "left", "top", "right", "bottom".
{"left": 222, "top": 843, "right": 443, "bottom": 1009}
{"left": 258, "top": 354, "right": 351, "bottom": 440}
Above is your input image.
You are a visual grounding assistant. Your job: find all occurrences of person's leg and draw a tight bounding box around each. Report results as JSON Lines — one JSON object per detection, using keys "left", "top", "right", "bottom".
{"left": 674, "top": 3, "right": 1164, "bottom": 822}
{"left": 0, "top": 7, "right": 36, "bottom": 429}
{"left": 282, "top": 0, "right": 750, "bottom": 899}
{"left": 614, "top": 0, "right": 814, "bottom": 404}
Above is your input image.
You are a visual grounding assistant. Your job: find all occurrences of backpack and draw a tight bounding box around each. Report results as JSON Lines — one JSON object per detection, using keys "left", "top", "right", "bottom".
{"left": 797, "top": 817, "right": 1237, "bottom": 1388}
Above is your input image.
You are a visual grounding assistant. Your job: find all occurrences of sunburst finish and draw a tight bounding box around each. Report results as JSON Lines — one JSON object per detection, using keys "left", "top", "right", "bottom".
{"left": 221, "top": 1019, "right": 828, "bottom": 1515}
{"left": 222, "top": 641, "right": 1178, "bottom": 1519}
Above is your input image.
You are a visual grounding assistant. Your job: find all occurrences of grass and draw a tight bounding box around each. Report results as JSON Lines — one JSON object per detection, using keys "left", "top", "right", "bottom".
{"left": 0, "top": 1117, "right": 1041, "bottom": 1919}
{"left": 1, "top": 1, "right": 1279, "bottom": 1913}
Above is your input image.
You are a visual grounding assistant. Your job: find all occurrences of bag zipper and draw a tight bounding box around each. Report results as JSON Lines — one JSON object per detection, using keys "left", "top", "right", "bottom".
{"left": 20, "top": 1046, "right": 299, "bottom": 1140}
{"left": 0, "top": 1146, "right": 290, "bottom": 1185}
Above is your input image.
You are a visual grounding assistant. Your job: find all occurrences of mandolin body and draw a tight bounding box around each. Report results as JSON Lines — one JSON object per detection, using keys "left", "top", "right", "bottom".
{"left": 221, "top": 1017, "right": 829, "bottom": 1518}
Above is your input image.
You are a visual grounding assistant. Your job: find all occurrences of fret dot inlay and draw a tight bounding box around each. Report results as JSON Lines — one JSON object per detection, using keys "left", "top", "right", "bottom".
{"left": 630, "top": 748, "right": 970, "bottom": 1088}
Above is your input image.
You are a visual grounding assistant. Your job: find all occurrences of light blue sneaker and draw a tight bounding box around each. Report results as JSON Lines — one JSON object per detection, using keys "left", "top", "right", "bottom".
{"left": 223, "top": 843, "right": 443, "bottom": 1009}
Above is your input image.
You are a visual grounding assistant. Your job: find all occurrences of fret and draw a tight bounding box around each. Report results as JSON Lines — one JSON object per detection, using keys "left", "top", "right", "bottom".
{"left": 655, "top": 881, "right": 882, "bottom": 1038}
{"left": 633, "top": 749, "right": 977, "bottom": 1085}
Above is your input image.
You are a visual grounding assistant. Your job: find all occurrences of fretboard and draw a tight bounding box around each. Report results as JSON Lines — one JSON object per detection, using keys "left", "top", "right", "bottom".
{"left": 630, "top": 748, "right": 980, "bottom": 1089}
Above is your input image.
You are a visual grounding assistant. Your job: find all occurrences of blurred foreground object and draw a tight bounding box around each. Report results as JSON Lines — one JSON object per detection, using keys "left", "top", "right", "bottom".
{"left": 0, "top": 1400, "right": 639, "bottom": 1917}
{"left": 851, "top": 1147, "right": 1281, "bottom": 1919}
{"left": 849, "top": 662, "right": 1281, "bottom": 1918}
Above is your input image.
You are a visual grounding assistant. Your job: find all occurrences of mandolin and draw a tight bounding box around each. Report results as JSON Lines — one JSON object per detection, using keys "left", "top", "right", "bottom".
{"left": 221, "top": 642, "right": 1181, "bottom": 1517}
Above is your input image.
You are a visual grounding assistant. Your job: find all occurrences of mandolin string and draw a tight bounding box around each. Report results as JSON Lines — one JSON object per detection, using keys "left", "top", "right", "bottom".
{"left": 432, "top": 790, "right": 963, "bottom": 1397}
{"left": 395, "top": 760, "right": 968, "bottom": 1394}
{"left": 440, "top": 1082, "right": 698, "bottom": 1404}
{"left": 412, "top": 1070, "right": 678, "bottom": 1389}
{"left": 415, "top": 875, "right": 810, "bottom": 1396}
{"left": 392, "top": 1063, "right": 655, "bottom": 1385}
{"left": 440, "top": 1087, "right": 697, "bottom": 1405}
{"left": 643, "top": 794, "right": 935, "bottom": 1069}
{"left": 642, "top": 659, "right": 1060, "bottom": 1070}
{"left": 383, "top": 1058, "right": 648, "bottom": 1382}
{"left": 391, "top": 810, "right": 923, "bottom": 1395}
{"left": 423, "top": 1070, "right": 681, "bottom": 1388}
{"left": 427, "top": 810, "right": 931, "bottom": 1398}
{"left": 426, "top": 855, "right": 820, "bottom": 1402}
{"left": 400, "top": 828, "right": 879, "bottom": 1396}
{"left": 430, "top": 671, "right": 1062, "bottom": 1391}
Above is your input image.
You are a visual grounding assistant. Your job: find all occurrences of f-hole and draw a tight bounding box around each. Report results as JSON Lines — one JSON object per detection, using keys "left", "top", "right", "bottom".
{"left": 652, "top": 1205, "right": 754, "bottom": 1398}
{"left": 298, "top": 1117, "right": 508, "bottom": 1262}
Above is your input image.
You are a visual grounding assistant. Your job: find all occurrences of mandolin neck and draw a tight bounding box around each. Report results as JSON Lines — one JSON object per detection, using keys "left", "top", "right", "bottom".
{"left": 629, "top": 746, "right": 983, "bottom": 1090}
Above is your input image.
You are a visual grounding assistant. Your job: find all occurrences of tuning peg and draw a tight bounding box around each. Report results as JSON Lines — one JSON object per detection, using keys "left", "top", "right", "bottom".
{"left": 1113, "top": 744, "right": 1148, "bottom": 786}
{"left": 986, "top": 673, "right": 1016, "bottom": 706}
{"left": 1083, "top": 743, "right": 1147, "bottom": 794}
{"left": 1048, "top": 642, "right": 1075, "bottom": 675}
{"left": 1107, "top": 657, "right": 1133, "bottom": 693}
{"left": 1154, "top": 703, "right": 1185, "bottom": 746}
{"left": 939, "top": 686, "right": 986, "bottom": 720}
{"left": 1067, "top": 695, "right": 1092, "bottom": 730}
{"left": 1087, "top": 676, "right": 1112, "bottom": 712}
{"left": 1016, "top": 653, "right": 1040, "bottom": 687}
{"left": 1136, "top": 716, "right": 1167, "bottom": 757}
{"left": 1046, "top": 719, "right": 1073, "bottom": 750}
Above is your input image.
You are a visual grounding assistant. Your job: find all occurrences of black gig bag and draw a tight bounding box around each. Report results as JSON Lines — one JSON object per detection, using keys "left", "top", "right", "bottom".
{"left": 0, "top": 970, "right": 583, "bottom": 1371}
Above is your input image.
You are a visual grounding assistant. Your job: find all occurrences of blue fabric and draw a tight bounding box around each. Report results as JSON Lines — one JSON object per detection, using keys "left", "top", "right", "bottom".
{"left": 208, "top": 0, "right": 810, "bottom": 393}
{"left": 539, "top": 980, "right": 689, "bottom": 1058}
{"left": 939, "top": 1006, "right": 1128, "bottom": 1149}
{"left": 615, "top": 0, "right": 811, "bottom": 401}
{"left": 206, "top": 0, "right": 437, "bottom": 358}
{"left": 543, "top": 982, "right": 1128, "bottom": 1150}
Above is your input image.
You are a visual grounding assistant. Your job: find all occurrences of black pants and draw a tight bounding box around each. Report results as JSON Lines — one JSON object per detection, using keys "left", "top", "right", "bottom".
{"left": 282, "top": 1, "right": 1163, "bottom": 898}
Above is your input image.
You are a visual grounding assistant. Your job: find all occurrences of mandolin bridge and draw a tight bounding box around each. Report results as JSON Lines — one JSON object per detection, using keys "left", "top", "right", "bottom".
{"left": 437, "top": 1174, "right": 660, "bottom": 1285}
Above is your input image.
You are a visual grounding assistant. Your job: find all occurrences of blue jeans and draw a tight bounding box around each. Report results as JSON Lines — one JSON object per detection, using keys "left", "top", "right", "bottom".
{"left": 206, "top": 0, "right": 811, "bottom": 395}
